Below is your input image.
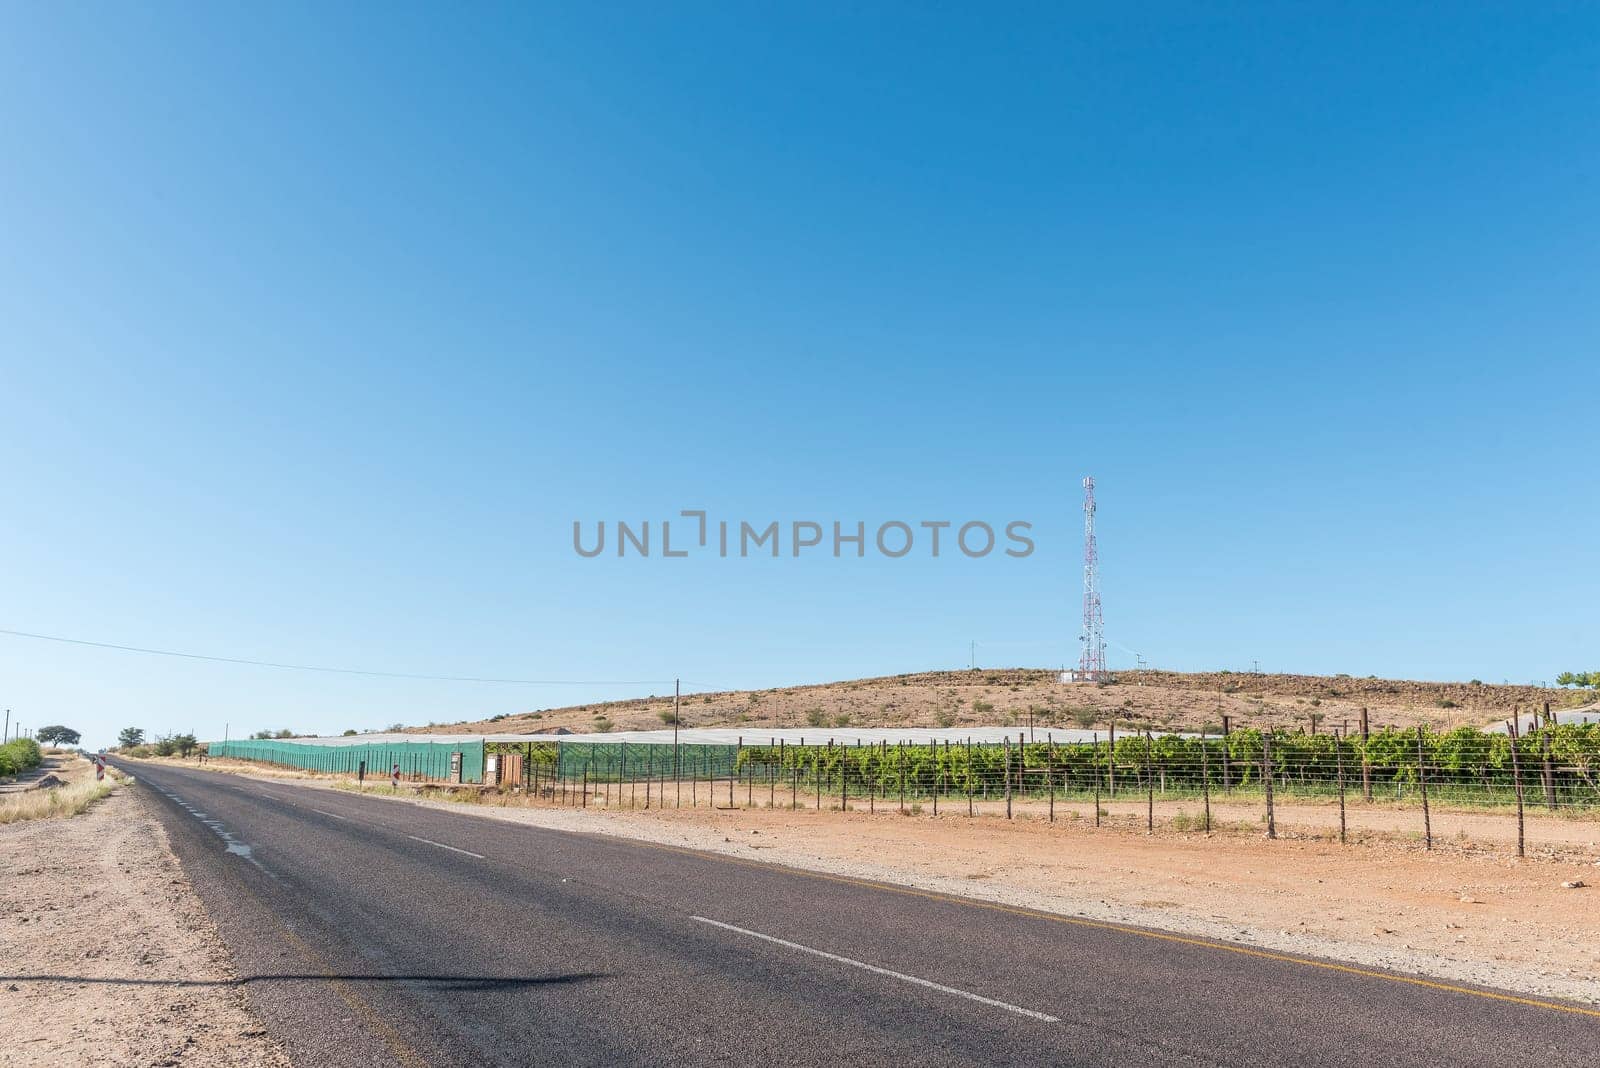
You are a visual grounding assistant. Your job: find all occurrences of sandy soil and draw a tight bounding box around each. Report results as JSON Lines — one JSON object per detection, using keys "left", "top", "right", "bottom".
{"left": 400, "top": 668, "right": 1590, "bottom": 738}
{"left": 0, "top": 783, "right": 290, "bottom": 1067}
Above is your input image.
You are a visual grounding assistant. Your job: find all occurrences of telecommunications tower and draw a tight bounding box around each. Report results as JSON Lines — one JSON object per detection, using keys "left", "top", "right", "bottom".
{"left": 1076, "top": 475, "right": 1106, "bottom": 681}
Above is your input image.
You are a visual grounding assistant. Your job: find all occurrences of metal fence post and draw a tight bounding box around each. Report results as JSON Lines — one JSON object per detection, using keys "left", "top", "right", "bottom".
{"left": 1047, "top": 733, "right": 1056, "bottom": 823}
{"left": 1334, "top": 729, "right": 1346, "bottom": 844}
{"left": 1093, "top": 731, "right": 1102, "bottom": 827}
{"left": 1108, "top": 722, "right": 1117, "bottom": 798}
{"left": 1541, "top": 726, "right": 1557, "bottom": 812}
{"left": 1416, "top": 726, "right": 1432, "bottom": 850}
{"left": 1144, "top": 731, "right": 1154, "bottom": 834}
{"left": 966, "top": 738, "right": 974, "bottom": 817}
{"left": 1004, "top": 736, "right": 1013, "bottom": 820}
{"left": 1507, "top": 719, "right": 1526, "bottom": 859}
{"left": 840, "top": 741, "right": 848, "bottom": 811}
{"left": 1263, "top": 732, "right": 1276, "bottom": 840}
{"left": 1221, "top": 714, "right": 1232, "bottom": 793}
{"left": 1360, "top": 707, "right": 1372, "bottom": 802}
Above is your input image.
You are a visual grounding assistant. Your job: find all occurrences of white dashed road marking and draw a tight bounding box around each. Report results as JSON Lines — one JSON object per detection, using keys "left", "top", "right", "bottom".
{"left": 405, "top": 835, "right": 484, "bottom": 859}
{"left": 691, "top": 916, "right": 1060, "bottom": 1023}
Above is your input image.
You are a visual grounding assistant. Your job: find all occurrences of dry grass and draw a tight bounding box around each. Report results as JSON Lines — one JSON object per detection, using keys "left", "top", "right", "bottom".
{"left": 0, "top": 772, "right": 117, "bottom": 825}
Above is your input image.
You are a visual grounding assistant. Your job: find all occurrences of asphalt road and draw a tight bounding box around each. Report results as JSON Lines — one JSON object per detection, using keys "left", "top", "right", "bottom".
{"left": 115, "top": 760, "right": 1598, "bottom": 1067}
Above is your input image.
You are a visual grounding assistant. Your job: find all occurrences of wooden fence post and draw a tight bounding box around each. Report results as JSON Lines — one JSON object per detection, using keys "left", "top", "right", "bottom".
{"left": 1200, "top": 733, "right": 1211, "bottom": 834}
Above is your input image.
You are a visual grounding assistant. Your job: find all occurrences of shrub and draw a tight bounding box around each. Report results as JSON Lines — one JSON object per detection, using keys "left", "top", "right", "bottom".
{"left": 0, "top": 738, "right": 43, "bottom": 776}
{"left": 834, "top": 713, "right": 853, "bottom": 728}
{"left": 935, "top": 709, "right": 957, "bottom": 728}
{"left": 972, "top": 700, "right": 995, "bottom": 717}
{"left": 657, "top": 709, "right": 680, "bottom": 725}
{"left": 805, "top": 708, "right": 828, "bottom": 728}
{"left": 593, "top": 718, "right": 614, "bottom": 733}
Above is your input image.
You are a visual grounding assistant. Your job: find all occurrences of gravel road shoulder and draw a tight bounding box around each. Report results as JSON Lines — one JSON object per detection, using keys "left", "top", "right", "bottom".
{"left": 0, "top": 780, "right": 290, "bottom": 1067}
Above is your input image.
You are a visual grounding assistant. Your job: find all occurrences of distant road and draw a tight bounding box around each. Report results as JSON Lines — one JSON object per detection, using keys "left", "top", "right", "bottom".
{"left": 117, "top": 761, "right": 1598, "bottom": 1067}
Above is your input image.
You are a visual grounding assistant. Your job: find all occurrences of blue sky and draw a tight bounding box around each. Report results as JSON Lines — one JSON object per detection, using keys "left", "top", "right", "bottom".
{"left": 2, "top": 4, "right": 1595, "bottom": 748}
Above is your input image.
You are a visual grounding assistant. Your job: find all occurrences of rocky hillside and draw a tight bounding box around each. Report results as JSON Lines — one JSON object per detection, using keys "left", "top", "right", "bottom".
{"left": 405, "top": 668, "right": 1587, "bottom": 738}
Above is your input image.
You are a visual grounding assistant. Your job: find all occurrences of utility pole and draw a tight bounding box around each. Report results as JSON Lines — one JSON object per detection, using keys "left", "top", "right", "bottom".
{"left": 970, "top": 640, "right": 976, "bottom": 671}
{"left": 1252, "top": 659, "right": 1260, "bottom": 675}
{"left": 2, "top": 709, "right": 8, "bottom": 743}
{"left": 673, "top": 678, "right": 681, "bottom": 807}
{"left": 1135, "top": 654, "right": 1146, "bottom": 685}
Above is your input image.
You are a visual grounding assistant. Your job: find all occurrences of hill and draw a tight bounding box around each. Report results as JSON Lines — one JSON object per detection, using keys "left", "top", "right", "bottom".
{"left": 404, "top": 669, "right": 1588, "bottom": 738}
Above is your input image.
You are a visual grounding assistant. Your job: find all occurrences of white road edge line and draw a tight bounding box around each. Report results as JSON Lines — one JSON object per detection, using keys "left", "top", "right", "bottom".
{"left": 312, "top": 809, "right": 349, "bottom": 821}
{"left": 405, "top": 834, "right": 484, "bottom": 859}
{"left": 691, "top": 916, "right": 1060, "bottom": 1023}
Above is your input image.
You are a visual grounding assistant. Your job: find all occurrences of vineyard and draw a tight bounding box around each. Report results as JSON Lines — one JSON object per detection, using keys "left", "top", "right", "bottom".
{"left": 481, "top": 720, "right": 1600, "bottom": 814}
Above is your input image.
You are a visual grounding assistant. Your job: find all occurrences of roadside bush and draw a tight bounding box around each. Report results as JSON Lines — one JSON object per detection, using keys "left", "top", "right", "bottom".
{"left": 0, "top": 738, "right": 43, "bottom": 776}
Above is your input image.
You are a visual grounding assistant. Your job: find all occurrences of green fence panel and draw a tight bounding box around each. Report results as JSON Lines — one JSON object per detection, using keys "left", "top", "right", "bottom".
{"left": 209, "top": 739, "right": 484, "bottom": 782}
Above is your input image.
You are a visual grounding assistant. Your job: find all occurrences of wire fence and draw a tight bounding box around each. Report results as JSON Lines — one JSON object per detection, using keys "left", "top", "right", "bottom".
{"left": 211, "top": 719, "right": 1600, "bottom": 859}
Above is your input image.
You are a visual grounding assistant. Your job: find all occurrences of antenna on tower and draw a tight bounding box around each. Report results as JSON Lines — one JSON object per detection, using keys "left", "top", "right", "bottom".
{"left": 1074, "top": 475, "right": 1106, "bottom": 682}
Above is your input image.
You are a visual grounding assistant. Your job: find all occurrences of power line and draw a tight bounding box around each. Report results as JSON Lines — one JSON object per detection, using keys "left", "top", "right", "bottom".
{"left": 0, "top": 627, "right": 676, "bottom": 687}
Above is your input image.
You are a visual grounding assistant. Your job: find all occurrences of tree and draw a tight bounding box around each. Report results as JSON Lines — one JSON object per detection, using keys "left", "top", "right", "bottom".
{"left": 152, "top": 733, "right": 179, "bottom": 757}
{"left": 36, "top": 725, "right": 82, "bottom": 747}
{"left": 172, "top": 733, "right": 199, "bottom": 758}
{"left": 1557, "top": 671, "right": 1599, "bottom": 689}
{"left": 118, "top": 727, "right": 145, "bottom": 749}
